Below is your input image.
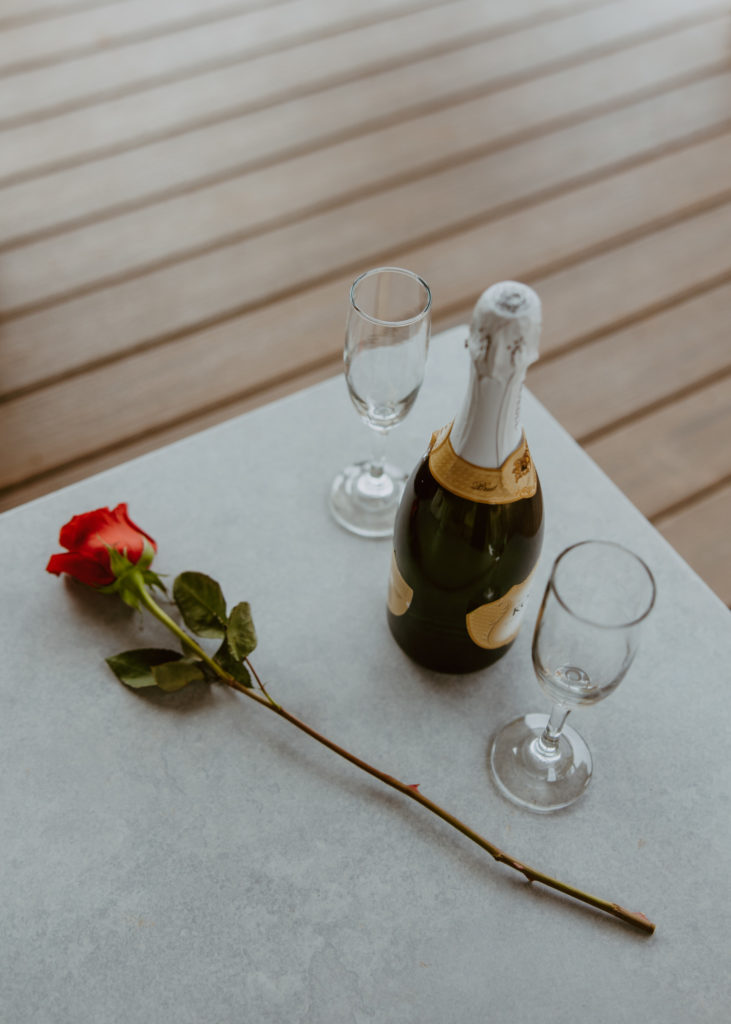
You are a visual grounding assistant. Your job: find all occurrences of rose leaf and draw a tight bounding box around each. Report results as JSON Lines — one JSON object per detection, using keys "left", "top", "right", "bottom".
{"left": 226, "top": 601, "right": 257, "bottom": 661}
{"left": 213, "top": 640, "right": 253, "bottom": 687}
{"left": 152, "top": 658, "right": 207, "bottom": 692}
{"left": 106, "top": 648, "right": 184, "bottom": 689}
{"left": 172, "top": 571, "right": 227, "bottom": 638}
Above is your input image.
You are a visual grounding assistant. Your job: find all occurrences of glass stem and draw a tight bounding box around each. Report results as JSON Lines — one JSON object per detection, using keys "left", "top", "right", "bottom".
{"left": 536, "top": 704, "right": 571, "bottom": 758}
{"left": 368, "top": 426, "right": 388, "bottom": 479}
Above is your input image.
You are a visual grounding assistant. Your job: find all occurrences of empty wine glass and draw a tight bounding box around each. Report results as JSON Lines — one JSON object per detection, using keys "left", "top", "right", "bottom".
{"left": 489, "top": 540, "right": 656, "bottom": 812}
{"left": 330, "top": 267, "right": 431, "bottom": 537}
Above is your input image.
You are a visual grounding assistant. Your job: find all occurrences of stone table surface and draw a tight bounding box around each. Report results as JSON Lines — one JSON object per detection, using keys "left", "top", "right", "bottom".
{"left": 2, "top": 327, "right": 729, "bottom": 1023}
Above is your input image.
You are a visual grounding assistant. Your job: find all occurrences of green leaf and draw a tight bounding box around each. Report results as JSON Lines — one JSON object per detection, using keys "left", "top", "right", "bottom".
{"left": 141, "top": 568, "right": 167, "bottom": 594}
{"left": 226, "top": 602, "right": 257, "bottom": 660}
{"left": 136, "top": 538, "right": 156, "bottom": 572}
{"left": 152, "top": 658, "right": 206, "bottom": 692}
{"left": 173, "top": 571, "right": 227, "bottom": 638}
{"left": 106, "top": 648, "right": 183, "bottom": 689}
{"left": 213, "top": 641, "right": 252, "bottom": 687}
{"left": 209, "top": 603, "right": 257, "bottom": 687}
{"left": 107, "top": 545, "right": 134, "bottom": 579}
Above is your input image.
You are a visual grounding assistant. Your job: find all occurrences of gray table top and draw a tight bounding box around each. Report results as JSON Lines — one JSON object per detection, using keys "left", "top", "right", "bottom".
{"left": 2, "top": 327, "right": 730, "bottom": 1023}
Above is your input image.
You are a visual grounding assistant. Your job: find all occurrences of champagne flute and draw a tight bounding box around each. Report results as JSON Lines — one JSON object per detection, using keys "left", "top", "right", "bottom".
{"left": 489, "top": 540, "right": 656, "bottom": 812}
{"left": 330, "top": 267, "right": 431, "bottom": 538}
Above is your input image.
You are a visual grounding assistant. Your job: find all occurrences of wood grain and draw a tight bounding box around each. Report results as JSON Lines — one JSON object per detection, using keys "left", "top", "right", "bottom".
{"left": 2, "top": 124, "right": 730, "bottom": 403}
{"left": 4, "top": 67, "right": 729, "bottom": 319}
{"left": 2, "top": 144, "right": 729, "bottom": 489}
{"left": 1, "top": 0, "right": 724, "bottom": 181}
{"left": 0, "top": 0, "right": 272, "bottom": 74}
{"left": 529, "top": 282, "right": 731, "bottom": 439}
{"left": 586, "top": 376, "right": 731, "bottom": 518}
{"left": 0, "top": 0, "right": 115, "bottom": 30}
{"left": 2, "top": 13, "right": 728, "bottom": 246}
{"left": 0, "top": 0, "right": 576, "bottom": 143}
{"left": 0, "top": 0, "right": 430, "bottom": 80}
{"left": 655, "top": 483, "right": 731, "bottom": 605}
{"left": 0, "top": 0, "right": 728, "bottom": 602}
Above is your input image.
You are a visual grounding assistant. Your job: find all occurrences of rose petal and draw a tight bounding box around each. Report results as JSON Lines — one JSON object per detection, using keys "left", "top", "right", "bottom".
{"left": 115, "top": 503, "right": 156, "bottom": 554}
{"left": 57, "top": 504, "right": 156, "bottom": 566}
{"left": 58, "top": 506, "right": 116, "bottom": 551}
{"left": 46, "top": 551, "right": 115, "bottom": 586}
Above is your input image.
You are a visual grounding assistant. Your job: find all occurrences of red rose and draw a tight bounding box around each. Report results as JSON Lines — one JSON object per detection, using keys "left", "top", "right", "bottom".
{"left": 46, "top": 503, "right": 156, "bottom": 588}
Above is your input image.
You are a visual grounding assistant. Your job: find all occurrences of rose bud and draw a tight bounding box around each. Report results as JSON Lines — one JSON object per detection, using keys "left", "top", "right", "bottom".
{"left": 46, "top": 503, "right": 157, "bottom": 588}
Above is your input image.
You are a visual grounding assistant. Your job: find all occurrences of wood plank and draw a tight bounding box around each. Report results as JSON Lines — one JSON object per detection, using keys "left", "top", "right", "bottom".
{"left": 0, "top": 0, "right": 556, "bottom": 129}
{"left": 0, "top": 0, "right": 273, "bottom": 74}
{"left": 0, "top": 355, "right": 344, "bottom": 513}
{"left": 1, "top": 125, "right": 729, "bottom": 398}
{"left": 528, "top": 281, "right": 731, "bottom": 439}
{"left": 4, "top": 61, "right": 729, "bottom": 320}
{"left": 1, "top": 164, "right": 730, "bottom": 493}
{"left": 0, "top": 0, "right": 426, "bottom": 81}
{"left": 585, "top": 376, "right": 731, "bottom": 518}
{"left": 0, "top": 0, "right": 723, "bottom": 182}
{"left": 654, "top": 484, "right": 731, "bottom": 605}
{"left": 531, "top": 214, "right": 731, "bottom": 358}
{"left": 0, "top": 1, "right": 119, "bottom": 30}
{"left": 0, "top": 0, "right": 725, "bottom": 607}
{"left": 2, "top": 11, "right": 728, "bottom": 248}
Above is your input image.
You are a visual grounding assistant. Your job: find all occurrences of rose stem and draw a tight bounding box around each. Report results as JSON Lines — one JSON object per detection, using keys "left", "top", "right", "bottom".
{"left": 236, "top": 673, "right": 654, "bottom": 935}
{"left": 137, "top": 583, "right": 655, "bottom": 936}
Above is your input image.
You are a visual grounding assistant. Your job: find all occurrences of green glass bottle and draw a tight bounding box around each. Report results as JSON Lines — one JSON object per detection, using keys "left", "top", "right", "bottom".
{"left": 387, "top": 282, "right": 544, "bottom": 673}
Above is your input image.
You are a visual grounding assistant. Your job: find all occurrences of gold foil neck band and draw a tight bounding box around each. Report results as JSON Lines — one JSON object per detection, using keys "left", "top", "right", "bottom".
{"left": 428, "top": 424, "right": 537, "bottom": 504}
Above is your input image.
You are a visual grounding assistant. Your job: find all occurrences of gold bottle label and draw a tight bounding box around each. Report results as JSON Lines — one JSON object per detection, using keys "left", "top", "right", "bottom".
{"left": 428, "top": 423, "right": 537, "bottom": 505}
{"left": 465, "top": 563, "right": 538, "bottom": 650}
{"left": 387, "top": 552, "right": 414, "bottom": 616}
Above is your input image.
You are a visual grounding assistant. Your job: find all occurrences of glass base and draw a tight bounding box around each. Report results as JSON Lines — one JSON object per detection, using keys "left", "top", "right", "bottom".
{"left": 329, "top": 461, "right": 406, "bottom": 538}
{"left": 489, "top": 713, "right": 593, "bottom": 813}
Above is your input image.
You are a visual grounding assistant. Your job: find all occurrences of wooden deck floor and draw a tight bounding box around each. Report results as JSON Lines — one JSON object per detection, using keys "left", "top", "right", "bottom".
{"left": 1, "top": 0, "right": 729, "bottom": 605}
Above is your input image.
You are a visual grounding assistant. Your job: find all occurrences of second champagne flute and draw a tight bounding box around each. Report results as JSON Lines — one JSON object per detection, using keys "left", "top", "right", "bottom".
{"left": 330, "top": 267, "right": 431, "bottom": 538}
{"left": 489, "top": 540, "right": 656, "bottom": 812}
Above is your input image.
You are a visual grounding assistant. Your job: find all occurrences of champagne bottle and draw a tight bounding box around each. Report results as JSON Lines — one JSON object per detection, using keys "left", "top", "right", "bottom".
{"left": 387, "top": 281, "right": 544, "bottom": 673}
